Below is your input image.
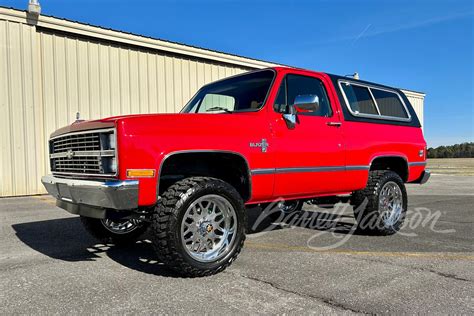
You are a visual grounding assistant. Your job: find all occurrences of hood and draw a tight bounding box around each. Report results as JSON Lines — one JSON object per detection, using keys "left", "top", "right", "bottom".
{"left": 49, "top": 112, "right": 240, "bottom": 138}
{"left": 50, "top": 119, "right": 116, "bottom": 138}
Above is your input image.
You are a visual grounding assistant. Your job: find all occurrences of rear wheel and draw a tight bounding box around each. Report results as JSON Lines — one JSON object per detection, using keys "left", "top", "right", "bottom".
{"left": 151, "top": 177, "right": 246, "bottom": 277}
{"left": 351, "top": 170, "right": 407, "bottom": 235}
{"left": 80, "top": 216, "right": 148, "bottom": 245}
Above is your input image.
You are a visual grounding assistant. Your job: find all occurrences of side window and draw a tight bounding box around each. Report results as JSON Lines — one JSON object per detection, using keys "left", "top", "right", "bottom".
{"left": 340, "top": 83, "right": 378, "bottom": 115}
{"left": 287, "top": 75, "right": 332, "bottom": 117}
{"left": 371, "top": 88, "right": 409, "bottom": 118}
{"left": 339, "top": 81, "right": 411, "bottom": 121}
{"left": 273, "top": 78, "right": 287, "bottom": 113}
{"left": 274, "top": 75, "right": 332, "bottom": 117}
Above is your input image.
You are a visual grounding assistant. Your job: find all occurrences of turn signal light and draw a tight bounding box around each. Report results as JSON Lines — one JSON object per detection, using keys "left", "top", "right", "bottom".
{"left": 126, "top": 169, "right": 155, "bottom": 178}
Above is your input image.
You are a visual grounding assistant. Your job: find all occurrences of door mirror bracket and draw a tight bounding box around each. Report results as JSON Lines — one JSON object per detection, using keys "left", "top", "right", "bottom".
{"left": 282, "top": 105, "right": 297, "bottom": 129}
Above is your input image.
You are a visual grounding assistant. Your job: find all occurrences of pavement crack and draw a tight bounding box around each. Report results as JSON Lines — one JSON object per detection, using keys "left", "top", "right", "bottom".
{"left": 230, "top": 272, "right": 372, "bottom": 315}
{"left": 432, "top": 271, "right": 471, "bottom": 282}
{"left": 353, "top": 256, "right": 471, "bottom": 282}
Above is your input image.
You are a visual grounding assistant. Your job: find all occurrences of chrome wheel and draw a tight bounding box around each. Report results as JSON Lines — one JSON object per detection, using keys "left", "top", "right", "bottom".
{"left": 276, "top": 200, "right": 302, "bottom": 214}
{"left": 180, "top": 194, "right": 238, "bottom": 263}
{"left": 101, "top": 218, "right": 142, "bottom": 235}
{"left": 379, "top": 181, "right": 403, "bottom": 228}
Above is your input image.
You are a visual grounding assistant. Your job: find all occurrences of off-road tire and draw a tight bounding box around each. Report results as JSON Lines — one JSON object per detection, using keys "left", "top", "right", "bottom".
{"left": 350, "top": 170, "right": 407, "bottom": 235}
{"left": 151, "top": 177, "right": 247, "bottom": 277}
{"left": 80, "top": 216, "right": 148, "bottom": 245}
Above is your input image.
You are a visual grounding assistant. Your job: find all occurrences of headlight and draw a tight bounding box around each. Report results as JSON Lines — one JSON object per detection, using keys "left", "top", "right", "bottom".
{"left": 101, "top": 157, "right": 117, "bottom": 174}
{"left": 110, "top": 157, "right": 117, "bottom": 173}
{"left": 107, "top": 133, "right": 116, "bottom": 149}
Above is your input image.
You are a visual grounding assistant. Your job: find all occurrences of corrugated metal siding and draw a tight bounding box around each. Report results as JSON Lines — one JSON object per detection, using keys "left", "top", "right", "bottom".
{"left": 0, "top": 8, "right": 424, "bottom": 197}
{"left": 0, "top": 19, "right": 45, "bottom": 196}
{"left": 0, "top": 17, "right": 247, "bottom": 197}
{"left": 401, "top": 90, "right": 425, "bottom": 130}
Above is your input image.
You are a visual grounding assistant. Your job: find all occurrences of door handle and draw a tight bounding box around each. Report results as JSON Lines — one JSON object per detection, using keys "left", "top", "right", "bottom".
{"left": 327, "top": 122, "right": 342, "bottom": 127}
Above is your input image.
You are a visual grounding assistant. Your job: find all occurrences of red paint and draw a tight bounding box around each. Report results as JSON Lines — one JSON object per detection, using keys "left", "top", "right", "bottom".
{"left": 64, "top": 67, "right": 427, "bottom": 206}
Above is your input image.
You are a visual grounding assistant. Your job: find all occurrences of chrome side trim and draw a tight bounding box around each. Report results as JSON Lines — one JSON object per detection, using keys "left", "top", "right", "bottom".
{"left": 338, "top": 80, "right": 412, "bottom": 122}
{"left": 157, "top": 150, "right": 253, "bottom": 201}
{"left": 251, "top": 168, "right": 276, "bottom": 175}
{"left": 408, "top": 161, "right": 427, "bottom": 167}
{"left": 276, "top": 166, "right": 346, "bottom": 173}
{"left": 347, "top": 165, "right": 371, "bottom": 171}
{"left": 251, "top": 165, "right": 369, "bottom": 175}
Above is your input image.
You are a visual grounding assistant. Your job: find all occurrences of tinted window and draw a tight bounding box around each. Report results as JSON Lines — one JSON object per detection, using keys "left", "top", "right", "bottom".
{"left": 182, "top": 70, "right": 274, "bottom": 113}
{"left": 273, "top": 78, "right": 287, "bottom": 113}
{"left": 274, "top": 75, "right": 332, "bottom": 117}
{"left": 371, "top": 89, "right": 408, "bottom": 118}
{"left": 341, "top": 84, "right": 378, "bottom": 115}
{"left": 200, "top": 94, "right": 235, "bottom": 112}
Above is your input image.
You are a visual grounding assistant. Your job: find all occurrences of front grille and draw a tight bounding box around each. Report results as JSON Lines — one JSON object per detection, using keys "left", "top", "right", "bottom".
{"left": 52, "top": 133, "right": 101, "bottom": 153}
{"left": 49, "top": 129, "right": 116, "bottom": 177}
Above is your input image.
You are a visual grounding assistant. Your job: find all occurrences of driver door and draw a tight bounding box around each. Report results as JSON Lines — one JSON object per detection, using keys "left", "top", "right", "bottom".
{"left": 272, "top": 73, "right": 345, "bottom": 198}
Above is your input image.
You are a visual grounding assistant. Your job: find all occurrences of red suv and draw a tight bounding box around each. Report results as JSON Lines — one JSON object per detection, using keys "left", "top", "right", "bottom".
{"left": 42, "top": 67, "right": 430, "bottom": 276}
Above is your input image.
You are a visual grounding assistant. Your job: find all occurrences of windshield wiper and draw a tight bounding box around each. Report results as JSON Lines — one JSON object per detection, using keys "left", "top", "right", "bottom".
{"left": 205, "top": 107, "right": 233, "bottom": 113}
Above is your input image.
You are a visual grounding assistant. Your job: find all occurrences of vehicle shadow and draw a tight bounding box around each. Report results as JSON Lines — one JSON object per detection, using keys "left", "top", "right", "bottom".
{"left": 11, "top": 217, "right": 178, "bottom": 277}
{"left": 11, "top": 205, "right": 361, "bottom": 277}
{"left": 246, "top": 205, "right": 363, "bottom": 235}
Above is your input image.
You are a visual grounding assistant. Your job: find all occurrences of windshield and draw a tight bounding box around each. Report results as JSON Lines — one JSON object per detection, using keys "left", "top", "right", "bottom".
{"left": 181, "top": 70, "right": 275, "bottom": 113}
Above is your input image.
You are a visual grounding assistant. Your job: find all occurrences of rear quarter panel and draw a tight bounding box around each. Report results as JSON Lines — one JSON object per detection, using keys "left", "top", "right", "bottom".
{"left": 342, "top": 121, "right": 426, "bottom": 188}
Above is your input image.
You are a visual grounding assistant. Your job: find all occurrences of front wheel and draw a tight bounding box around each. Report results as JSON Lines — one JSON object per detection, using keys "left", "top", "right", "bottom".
{"left": 350, "top": 170, "right": 407, "bottom": 235}
{"left": 151, "top": 177, "right": 247, "bottom": 277}
{"left": 80, "top": 216, "right": 148, "bottom": 245}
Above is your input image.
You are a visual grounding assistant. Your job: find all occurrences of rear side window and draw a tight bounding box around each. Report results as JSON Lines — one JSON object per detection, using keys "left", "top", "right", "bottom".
{"left": 371, "top": 89, "right": 409, "bottom": 118}
{"left": 340, "top": 84, "right": 378, "bottom": 115}
{"left": 339, "top": 81, "right": 411, "bottom": 121}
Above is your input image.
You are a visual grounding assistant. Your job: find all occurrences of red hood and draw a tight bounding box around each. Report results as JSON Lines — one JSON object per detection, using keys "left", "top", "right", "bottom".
{"left": 49, "top": 113, "right": 175, "bottom": 138}
{"left": 50, "top": 112, "right": 246, "bottom": 138}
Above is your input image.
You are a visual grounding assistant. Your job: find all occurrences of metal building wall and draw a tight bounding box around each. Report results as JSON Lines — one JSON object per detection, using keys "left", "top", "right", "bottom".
{"left": 0, "top": 18, "right": 50, "bottom": 197}
{"left": 0, "top": 8, "right": 262, "bottom": 197}
{"left": 401, "top": 90, "right": 425, "bottom": 131}
{"left": 0, "top": 8, "right": 425, "bottom": 197}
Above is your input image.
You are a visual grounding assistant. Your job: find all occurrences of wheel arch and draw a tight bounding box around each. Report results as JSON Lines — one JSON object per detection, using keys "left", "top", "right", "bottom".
{"left": 369, "top": 155, "right": 409, "bottom": 182}
{"left": 158, "top": 150, "right": 252, "bottom": 201}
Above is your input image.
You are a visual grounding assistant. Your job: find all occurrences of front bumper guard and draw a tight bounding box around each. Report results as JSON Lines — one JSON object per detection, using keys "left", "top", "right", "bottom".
{"left": 41, "top": 175, "right": 139, "bottom": 218}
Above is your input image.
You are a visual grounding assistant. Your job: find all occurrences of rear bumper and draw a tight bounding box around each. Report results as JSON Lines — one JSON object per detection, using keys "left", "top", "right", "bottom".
{"left": 412, "top": 170, "right": 431, "bottom": 184}
{"left": 41, "top": 175, "right": 139, "bottom": 212}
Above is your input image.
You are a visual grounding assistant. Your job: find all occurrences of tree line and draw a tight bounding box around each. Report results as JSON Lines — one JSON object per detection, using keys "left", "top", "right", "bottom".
{"left": 427, "top": 142, "right": 474, "bottom": 158}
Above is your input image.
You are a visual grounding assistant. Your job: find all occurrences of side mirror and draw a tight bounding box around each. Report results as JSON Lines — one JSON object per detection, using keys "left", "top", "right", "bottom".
{"left": 282, "top": 105, "right": 297, "bottom": 129}
{"left": 293, "top": 94, "right": 320, "bottom": 113}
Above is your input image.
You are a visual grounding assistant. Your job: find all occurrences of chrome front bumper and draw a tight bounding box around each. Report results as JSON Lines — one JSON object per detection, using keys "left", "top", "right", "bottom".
{"left": 41, "top": 175, "right": 139, "bottom": 214}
